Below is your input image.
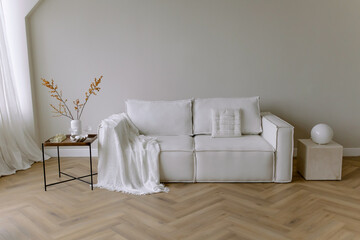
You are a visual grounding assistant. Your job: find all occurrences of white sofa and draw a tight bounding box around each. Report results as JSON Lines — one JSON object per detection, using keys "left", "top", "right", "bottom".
{"left": 121, "top": 97, "right": 294, "bottom": 183}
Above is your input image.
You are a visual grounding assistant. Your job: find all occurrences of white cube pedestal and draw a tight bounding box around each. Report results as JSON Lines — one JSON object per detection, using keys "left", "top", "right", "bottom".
{"left": 297, "top": 139, "right": 343, "bottom": 180}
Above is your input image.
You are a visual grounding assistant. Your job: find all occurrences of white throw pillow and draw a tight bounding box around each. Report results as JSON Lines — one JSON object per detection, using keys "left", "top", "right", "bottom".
{"left": 193, "top": 97, "right": 262, "bottom": 135}
{"left": 211, "top": 109, "right": 242, "bottom": 138}
{"left": 126, "top": 99, "right": 192, "bottom": 136}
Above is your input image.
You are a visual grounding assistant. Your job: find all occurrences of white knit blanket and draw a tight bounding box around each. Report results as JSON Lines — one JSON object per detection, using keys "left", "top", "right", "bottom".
{"left": 94, "top": 113, "right": 169, "bottom": 195}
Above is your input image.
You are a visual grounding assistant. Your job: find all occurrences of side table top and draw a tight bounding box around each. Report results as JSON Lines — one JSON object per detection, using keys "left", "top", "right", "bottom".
{"left": 44, "top": 134, "right": 97, "bottom": 146}
{"left": 298, "top": 139, "right": 343, "bottom": 149}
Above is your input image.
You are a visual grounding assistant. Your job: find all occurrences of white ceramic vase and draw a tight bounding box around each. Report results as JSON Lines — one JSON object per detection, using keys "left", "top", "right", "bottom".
{"left": 70, "top": 120, "right": 82, "bottom": 136}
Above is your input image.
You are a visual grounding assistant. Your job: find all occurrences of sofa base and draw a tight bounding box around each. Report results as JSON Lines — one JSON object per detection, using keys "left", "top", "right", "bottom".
{"left": 195, "top": 151, "right": 274, "bottom": 182}
{"left": 159, "top": 151, "right": 277, "bottom": 182}
{"left": 159, "top": 152, "right": 195, "bottom": 182}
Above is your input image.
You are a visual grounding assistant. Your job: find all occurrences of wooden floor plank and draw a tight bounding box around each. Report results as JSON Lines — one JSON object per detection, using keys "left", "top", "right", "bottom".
{"left": 0, "top": 157, "right": 360, "bottom": 239}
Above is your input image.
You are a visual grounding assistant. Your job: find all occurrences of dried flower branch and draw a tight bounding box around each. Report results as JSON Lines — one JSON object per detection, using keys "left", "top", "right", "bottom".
{"left": 78, "top": 76, "right": 102, "bottom": 119}
{"left": 41, "top": 79, "right": 74, "bottom": 120}
{"left": 41, "top": 76, "right": 103, "bottom": 120}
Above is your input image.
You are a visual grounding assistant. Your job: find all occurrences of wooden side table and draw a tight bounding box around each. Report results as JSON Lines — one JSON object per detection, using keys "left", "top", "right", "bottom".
{"left": 297, "top": 139, "right": 343, "bottom": 180}
{"left": 42, "top": 134, "right": 97, "bottom": 191}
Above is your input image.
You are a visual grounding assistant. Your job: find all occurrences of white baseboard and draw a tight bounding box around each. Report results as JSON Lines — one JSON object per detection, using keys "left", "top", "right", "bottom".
{"left": 293, "top": 148, "right": 360, "bottom": 157}
{"left": 45, "top": 147, "right": 360, "bottom": 158}
{"left": 293, "top": 148, "right": 297, "bottom": 157}
{"left": 45, "top": 147, "right": 98, "bottom": 157}
{"left": 343, "top": 148, "right": 360, "bottom": 157}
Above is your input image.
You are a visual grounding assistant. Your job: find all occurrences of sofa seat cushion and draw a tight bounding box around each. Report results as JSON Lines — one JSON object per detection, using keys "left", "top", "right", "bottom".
{"left": 151, "top": 135, "right": 194, "bottom": 152}
{"left": 194, "top": 135, "right": 274, "bottom": 152}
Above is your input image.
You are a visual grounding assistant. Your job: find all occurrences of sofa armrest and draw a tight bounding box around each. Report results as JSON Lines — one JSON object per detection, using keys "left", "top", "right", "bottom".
{"left": 261, "top": 112, "right": 294, "bottom": 183}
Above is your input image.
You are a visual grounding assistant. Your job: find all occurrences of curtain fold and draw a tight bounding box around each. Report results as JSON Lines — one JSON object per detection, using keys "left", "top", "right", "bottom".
{"left": 0, "top": 1, "right": 45, "bottom": 177}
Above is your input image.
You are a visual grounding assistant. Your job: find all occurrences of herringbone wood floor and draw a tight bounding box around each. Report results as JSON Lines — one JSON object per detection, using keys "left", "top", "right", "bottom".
{"left": 0, "top": 157, "right": 360, "bottom": 240}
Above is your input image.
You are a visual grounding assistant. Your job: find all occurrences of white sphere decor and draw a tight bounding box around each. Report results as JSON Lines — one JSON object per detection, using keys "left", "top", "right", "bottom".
{"left": 311, "top": 123, "right": 334, "bottom": 144}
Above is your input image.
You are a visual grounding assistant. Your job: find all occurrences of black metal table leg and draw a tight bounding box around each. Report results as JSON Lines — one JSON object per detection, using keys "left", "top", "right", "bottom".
{"left": 57, "top": 146, "right": 61, "bottom": 177}
{"left": 42, "top": 143, "right": 47, "bottom": 191}
{"left": 89, "top": 145, "right": 93, "bottom": 190}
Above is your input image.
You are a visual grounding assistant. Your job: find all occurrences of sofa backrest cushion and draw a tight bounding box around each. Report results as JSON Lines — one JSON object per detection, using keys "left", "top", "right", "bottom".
{"left": 193, "top": 97, "right": 262, "bottom": 135}
{"left": 126, "top": 99, "right": 193, "bottom": 136}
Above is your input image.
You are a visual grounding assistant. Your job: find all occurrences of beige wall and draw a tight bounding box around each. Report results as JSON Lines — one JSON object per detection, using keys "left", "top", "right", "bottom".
{"left": 29, "top": 0, "right": 360, "bottom": 148}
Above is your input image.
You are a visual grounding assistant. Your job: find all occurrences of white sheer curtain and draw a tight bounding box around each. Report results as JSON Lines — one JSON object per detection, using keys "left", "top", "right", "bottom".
{"left": 0, "top": 1, "right": 44, "bottom": 177}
